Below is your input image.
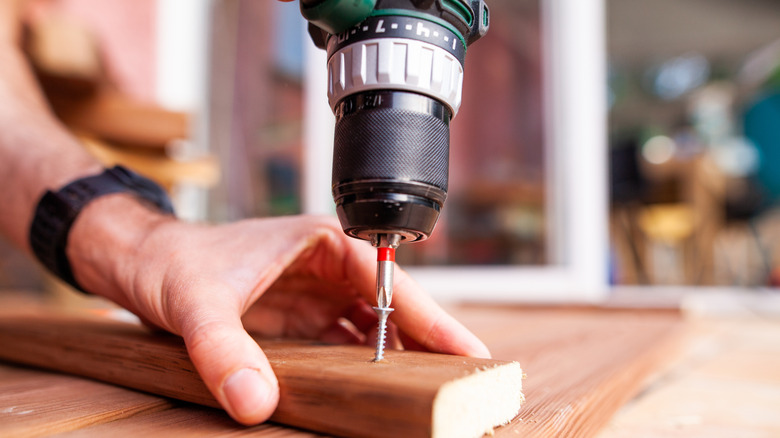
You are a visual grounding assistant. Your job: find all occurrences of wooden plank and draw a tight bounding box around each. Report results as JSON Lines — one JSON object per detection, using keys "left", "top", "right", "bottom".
{"left": 0, "top": 360, "right": 304, "bottom": 438}
{"left": 0, "top": 294, "right": 683, "bottom": 437}
{"left": 56, "top": 404, "right": 313, "bottom": 438}
{"left": 50, "top": 91, "right": 190, "bottom": 149}
{"left": 0, "top": 363, "right": 171, "bottom": 438}
{"left": 448, "top": 305, "right": 685, "bottom": 437}
{"left": 79, "top": 137, "right": 220, "bottom": 189}
{"left": 25, "top": 14, "right": 102, "bottom": 94}
{"left": 0, "top": 311, "right": 524, "bottom": 438}
{"left": 599, "top": 317, "right": 780, "bottom": 437}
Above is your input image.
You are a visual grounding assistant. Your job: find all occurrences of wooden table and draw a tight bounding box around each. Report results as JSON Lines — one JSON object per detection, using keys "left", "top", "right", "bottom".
{"left": 0, "top": 291, "right": 696, "bottom": 437}
{"left": 597, "top": 291, "right": 780, "bottom": 438}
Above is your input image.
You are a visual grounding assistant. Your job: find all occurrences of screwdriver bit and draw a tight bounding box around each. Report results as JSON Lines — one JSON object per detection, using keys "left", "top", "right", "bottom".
{"left": 372, "top": 234, "right": 400, "bottom": 362}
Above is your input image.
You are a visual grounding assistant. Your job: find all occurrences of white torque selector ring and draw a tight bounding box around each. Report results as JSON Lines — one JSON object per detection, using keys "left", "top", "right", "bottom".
{"left": 327, "top": 37, "right": 464, "bottom": 116}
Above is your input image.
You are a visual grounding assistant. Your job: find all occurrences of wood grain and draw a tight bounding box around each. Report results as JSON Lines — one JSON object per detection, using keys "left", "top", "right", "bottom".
{"left": 57, "top": 404, "right": 314, "bottom": 438}
{"left": 597, "top": 316, "right": 780, "bottom": 438}
{"left": 0, "top": 294, "right": 684, "bottom": 438}
{"left": 79, "top": 137, "right": 220, "bottom": 189}
{"left": 50, "top": 91, "right": 190, "bottom": 149}
{"left": 0, "top": 311, "right": 523, "bottom": 438}
{"left": 0, "top": 363, "right": 171, "bottom": 438}
{"left": 449, "top": 305, "right": 685, "bottom": 437}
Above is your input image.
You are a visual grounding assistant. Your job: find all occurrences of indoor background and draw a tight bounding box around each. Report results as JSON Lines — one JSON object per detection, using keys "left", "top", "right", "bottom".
{"left": 1, "top": 0, "right": 779, "bottom": 295}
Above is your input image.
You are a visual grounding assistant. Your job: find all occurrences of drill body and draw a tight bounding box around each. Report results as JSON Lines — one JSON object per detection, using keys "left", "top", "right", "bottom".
{"left": 297, "top": 0, "right": 489, "bottom": 360}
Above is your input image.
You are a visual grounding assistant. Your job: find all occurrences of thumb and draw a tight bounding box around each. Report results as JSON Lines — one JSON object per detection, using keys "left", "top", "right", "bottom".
{"left": 178, "top": 299, "right": 279, "bottom": 425}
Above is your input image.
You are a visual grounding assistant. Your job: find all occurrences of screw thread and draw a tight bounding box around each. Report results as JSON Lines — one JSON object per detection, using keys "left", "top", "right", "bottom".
{"left": 372, "top": 306, "right": 393, "bottom": 362}
{"left": 374, "top": 317, "right": 388, "bottom": 361}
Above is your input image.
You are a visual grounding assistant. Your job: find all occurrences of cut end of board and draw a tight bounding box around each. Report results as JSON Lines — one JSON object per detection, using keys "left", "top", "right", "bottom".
{"left": 432, "top": 361, "right": 525, "bottom": 438}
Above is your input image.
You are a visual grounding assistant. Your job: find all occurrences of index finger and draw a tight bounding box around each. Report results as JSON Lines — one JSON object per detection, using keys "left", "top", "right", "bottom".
{"left": 346, "top": 241, "right": 491, "bottom": 359}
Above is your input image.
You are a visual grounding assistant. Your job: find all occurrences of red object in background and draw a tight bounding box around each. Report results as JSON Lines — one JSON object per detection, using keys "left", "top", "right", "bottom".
{"left": 770, "top": 268, "right": 780, "bottom": 287}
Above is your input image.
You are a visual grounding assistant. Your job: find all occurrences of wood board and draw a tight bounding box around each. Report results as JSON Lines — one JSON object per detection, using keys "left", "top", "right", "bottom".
{"left": 0, "top": 311, "right": 523, "bottom": 438}
{"left": 0, "top": 363, "right": 173, "bottom": 437}
{"left": 598, "top": 316, "right": 780, "bottom": 437}
{"left": 450, "top": 305, "right": 685, "bottom": 437}
{"left": 0, "top": 297, "right": 684, "bottom": 437}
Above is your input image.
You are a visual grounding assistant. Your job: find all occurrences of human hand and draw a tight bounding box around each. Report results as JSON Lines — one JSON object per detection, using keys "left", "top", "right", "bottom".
{"left": 68, "top": 197, "right": 490, "bottom": 425}
{"left": 0, "top": 0, "right": 24, "bottom": 44}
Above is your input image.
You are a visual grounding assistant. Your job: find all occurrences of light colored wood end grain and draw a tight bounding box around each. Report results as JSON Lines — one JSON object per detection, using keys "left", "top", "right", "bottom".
{"left": 433, "top": 361, "right": 524, "bottom": 438}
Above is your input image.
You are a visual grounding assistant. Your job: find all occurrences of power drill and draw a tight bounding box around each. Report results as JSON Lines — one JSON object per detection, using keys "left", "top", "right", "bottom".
{"left": 298, "top": 0, "right": 489, "bottom": 360}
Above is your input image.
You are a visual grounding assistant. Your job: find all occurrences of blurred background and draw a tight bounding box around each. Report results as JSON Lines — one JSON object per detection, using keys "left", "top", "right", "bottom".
{"left": 2, "top": 0, "right": 780, "bottom": 300}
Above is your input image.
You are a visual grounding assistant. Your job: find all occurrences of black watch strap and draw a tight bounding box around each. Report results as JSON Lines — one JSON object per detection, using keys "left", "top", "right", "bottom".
{"left": 29, "top": 165, "right": 175, "bottom": 293}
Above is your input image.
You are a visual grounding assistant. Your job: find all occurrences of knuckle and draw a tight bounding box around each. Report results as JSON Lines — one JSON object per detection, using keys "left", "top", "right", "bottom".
{"left": 185, "top": 319, "right": 234, "bottom": 357}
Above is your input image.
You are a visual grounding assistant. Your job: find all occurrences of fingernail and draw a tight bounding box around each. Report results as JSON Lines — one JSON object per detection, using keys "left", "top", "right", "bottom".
{"left": 223, "top": 368, "right": 274, "bottom": 421}
{"left": 474, "top": 344, "right": 492, "bottom": 359}
{"left": 468, "top": 335, "right": 492, "bottom": 359}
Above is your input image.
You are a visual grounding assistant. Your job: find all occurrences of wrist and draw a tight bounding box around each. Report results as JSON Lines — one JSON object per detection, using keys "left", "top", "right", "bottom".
{"left": 66, "top": 193, "right": 176, "bottom": 304}
{"left": 29, "top": 165, "right": 175, "bottom": 298}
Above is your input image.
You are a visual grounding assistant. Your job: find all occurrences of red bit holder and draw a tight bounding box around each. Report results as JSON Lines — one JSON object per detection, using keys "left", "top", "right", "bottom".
{"left": 377, "top": 247, "right": 396, "bottom": 262}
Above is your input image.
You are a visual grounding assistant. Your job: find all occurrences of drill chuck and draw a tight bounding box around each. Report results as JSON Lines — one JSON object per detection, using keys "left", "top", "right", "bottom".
{"left": 333, "top": 90, "right": 450, "bottom": 242}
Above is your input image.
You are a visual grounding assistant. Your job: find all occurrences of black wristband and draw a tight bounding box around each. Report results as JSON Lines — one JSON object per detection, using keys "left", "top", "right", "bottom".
{"left": 29, "top": 165, "right": 175, "bottom": 293}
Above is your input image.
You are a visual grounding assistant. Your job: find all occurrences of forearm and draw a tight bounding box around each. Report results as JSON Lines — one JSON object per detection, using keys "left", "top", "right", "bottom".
{"left": 0, "top": 43, "right": 103, "bottom": 252}
{"left": 0, "top": 35, "right": 170, "bottom": 305}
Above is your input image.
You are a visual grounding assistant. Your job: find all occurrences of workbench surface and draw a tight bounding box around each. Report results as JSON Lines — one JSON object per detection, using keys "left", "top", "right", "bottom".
{"left": 1, "top": 290, "right": 777, "bottom": 437}
{"left": 598, "top": 291, "right": 780, "bottom": 438}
